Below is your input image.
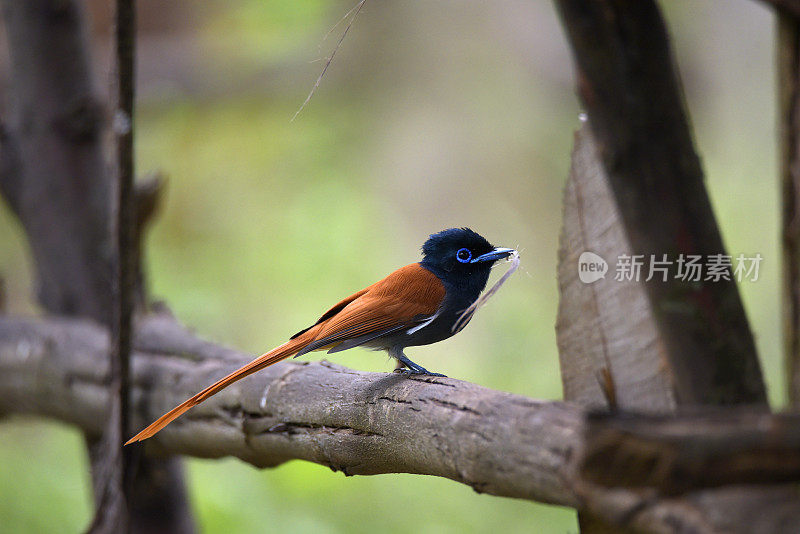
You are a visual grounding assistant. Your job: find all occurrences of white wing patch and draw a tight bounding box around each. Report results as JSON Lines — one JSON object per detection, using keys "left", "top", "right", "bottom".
{"left": 406, "top": 311, "right": 440, "bottom": 335}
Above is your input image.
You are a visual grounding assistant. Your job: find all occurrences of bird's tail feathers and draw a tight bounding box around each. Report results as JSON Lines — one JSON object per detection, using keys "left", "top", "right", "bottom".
{"left": 125, "top": 339, "right": 302, "bottom": 445}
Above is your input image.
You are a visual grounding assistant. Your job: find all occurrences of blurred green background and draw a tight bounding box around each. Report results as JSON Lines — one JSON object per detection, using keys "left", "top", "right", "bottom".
{"left": 0, "top": 0, "right": 780, "bottom": 532}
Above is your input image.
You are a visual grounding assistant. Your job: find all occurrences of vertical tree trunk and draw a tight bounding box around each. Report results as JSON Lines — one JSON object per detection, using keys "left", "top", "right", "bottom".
{"left": 555, "top": 1, "right": 772, "bottom": 531}
{"left": 555, "top": 0, "right": 766, "bottom": 406}
{"left": 778, "top": 8, "right": 800, "bottom": 407}
{"left": 0, "top": 0, "right": 112, "bottom": 322}
{"left": 86, "top": 0, "right": 137, "bottom": 531}
{"left": 0, "top": 1, "right": 194, "bottom": 532}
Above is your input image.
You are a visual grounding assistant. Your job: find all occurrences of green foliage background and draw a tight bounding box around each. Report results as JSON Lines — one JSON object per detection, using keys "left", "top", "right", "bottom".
{"left": 0, "top": 1, "right": 781, "bottom": 532}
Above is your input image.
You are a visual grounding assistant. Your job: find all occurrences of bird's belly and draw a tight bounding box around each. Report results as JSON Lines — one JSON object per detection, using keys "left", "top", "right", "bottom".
{"left": 367, "top": 309, "right": 470, "bottom": 351}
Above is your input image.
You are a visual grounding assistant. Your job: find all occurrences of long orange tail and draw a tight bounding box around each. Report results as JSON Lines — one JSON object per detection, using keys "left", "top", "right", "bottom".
{"left": 125, "top": 338, "right": 303, "bottom": 445}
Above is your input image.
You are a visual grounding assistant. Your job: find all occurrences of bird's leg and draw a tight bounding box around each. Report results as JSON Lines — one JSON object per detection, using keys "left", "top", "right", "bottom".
{"left": 389, "top": 348, "right": 446, "bottom": 377}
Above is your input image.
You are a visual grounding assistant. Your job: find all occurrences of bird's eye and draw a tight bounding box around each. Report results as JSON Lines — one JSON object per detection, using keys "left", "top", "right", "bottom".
{"left": 456, "top": 248, "right": 472, "bottom": 263}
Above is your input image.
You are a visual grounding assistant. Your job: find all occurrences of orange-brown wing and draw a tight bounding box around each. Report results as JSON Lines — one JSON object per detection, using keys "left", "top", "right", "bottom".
{"left": 290, "top": 287, "right": 369, "bottom": 339}
{"left": 295, "top": 263, "right": 446, "bottom": 355}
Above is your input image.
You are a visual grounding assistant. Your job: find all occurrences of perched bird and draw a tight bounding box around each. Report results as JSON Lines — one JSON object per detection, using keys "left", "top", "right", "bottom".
{"left": 126, "top": 228, "right": 515, "bottom": 444}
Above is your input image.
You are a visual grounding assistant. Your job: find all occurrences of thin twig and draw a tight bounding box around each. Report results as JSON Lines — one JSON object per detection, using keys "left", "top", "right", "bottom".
{"left": 291, "top": 0, "right": 367, "bottom": 122}
{"left": 87, "top": 0, "right": 136, "bottom": 531}
{"left": 321, "top": 0, "right": 365, "bottom": 44}
{"left": 113, "top": 0, "right": 136, "bottom": 471}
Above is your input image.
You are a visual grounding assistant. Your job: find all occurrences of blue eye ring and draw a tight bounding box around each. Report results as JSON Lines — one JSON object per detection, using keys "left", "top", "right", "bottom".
{"left": 456, "top": 248, "right": 472, "bottom": 263}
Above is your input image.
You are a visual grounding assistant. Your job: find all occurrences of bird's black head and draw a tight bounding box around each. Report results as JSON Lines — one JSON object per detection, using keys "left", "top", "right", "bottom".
{"left": 420, "top": 228, "right": 514, "bottom": 293}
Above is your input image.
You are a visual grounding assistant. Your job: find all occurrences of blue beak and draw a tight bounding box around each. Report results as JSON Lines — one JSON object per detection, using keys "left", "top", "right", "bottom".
{"left": 471, "top": 247, "right": 515, "bottom": 263}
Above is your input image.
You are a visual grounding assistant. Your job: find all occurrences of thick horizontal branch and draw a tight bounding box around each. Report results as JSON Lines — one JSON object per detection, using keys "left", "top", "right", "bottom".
{"left": 2, "top": 314, "right": 800, "bottom": 532}
{"left": 582, "top": 410, "right": 800, "bottom": 494}
{"left": 0, "top": 314, "right": 582, "bottom": 506}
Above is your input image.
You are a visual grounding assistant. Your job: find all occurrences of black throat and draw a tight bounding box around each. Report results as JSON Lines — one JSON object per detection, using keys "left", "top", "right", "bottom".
{"left": 419, "top": 260, "right": 492, "bottom": 311}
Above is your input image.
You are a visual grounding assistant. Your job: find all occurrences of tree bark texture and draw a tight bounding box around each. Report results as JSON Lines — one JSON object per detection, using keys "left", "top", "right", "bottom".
{"left": 555, "top": 0, "right": 766, "bottom": 406}
{"left": 2, "top": 313, "right": 800, "bottom": 533}
{"left": 582, "top": 410, "right": 800, "bottom": 494}
{"left": 558, "top": 126, "right": 677, "bottom": 414}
